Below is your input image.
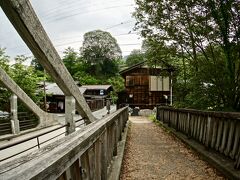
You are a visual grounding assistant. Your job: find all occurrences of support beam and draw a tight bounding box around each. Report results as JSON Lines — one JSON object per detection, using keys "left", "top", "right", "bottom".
{"left": 0, "top": 67, "right": 56, "bottom": 126}
{"left": 10, "top": 94, "right": 20, "bottom": 134}
{"left": 65, "top": 96, "right": 76, "bottom": 135}
{"left": 0, "top": 0, "right": 95, "bottom": 124}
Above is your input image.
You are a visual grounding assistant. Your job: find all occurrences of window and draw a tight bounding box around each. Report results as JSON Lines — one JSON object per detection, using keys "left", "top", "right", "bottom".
{"left": 149, "top": 76, "right": 170, "bottom": 91}
{"left": 126, "top": 76, "right": 134, "bottom": 86}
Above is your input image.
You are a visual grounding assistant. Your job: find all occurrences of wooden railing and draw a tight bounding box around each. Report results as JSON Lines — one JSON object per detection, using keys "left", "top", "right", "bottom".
{"left": 0, "top": 112, "right": 39, "bottom": 136}
{"left": 157, "top": 106, "right": 240, "bottom": 170}
{"left": 0, "top": 107, "right": 128, "bottom": 180}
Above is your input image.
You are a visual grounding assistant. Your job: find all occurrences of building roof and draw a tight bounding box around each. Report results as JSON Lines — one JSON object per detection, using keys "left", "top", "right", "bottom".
{"left": 119, "top": 60, "right": 175, "bottom": 76}
{"left": 45, "top": 83, "right": 86, "bottom": 96}
{"left": 81, "top": 85, "right": 113, "bottom": 91}
{"left": 119, "top": 61, "right": 146, "bottom": 75}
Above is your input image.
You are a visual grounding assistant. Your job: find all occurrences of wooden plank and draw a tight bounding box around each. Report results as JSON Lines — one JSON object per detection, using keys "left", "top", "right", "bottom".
{"left": 70, "top": 159, "right": 81, "bottom": 180}
{"left": 101, "top": 129, "right": 108, "bottom": 180}
{"left": 94, "top": 139, "right": 101, "bottom": 179}
{"left": 88, "top": 147, "right": 95, "bottom": 180}
{"left": 57, "top": 172, "right": 67, "bottom": 180}
{"left": 80, "top": 151, "right": 90, "bottom": 180}
{"left": 219, "top": 120, "right": 229, "bottom": 153}
{"left": 230, "top": 122, "right": 240, "bottom": 159}
{"left": 224, "top": 120, "right": 235, "bottom": 156}
{"left": 0, "top": 0, "right": 95, "bottom": 124}
{"left": 199, "top": 115, "right": 204, "bottom": 143}
{"left": 215, "top": 119, "right": 223, "bottom": 151}
{"left": 205, "top": 116, "right": 214, "bottom": 147}
{"left": 210, "top": 118, "right": 218, "bottom": 148}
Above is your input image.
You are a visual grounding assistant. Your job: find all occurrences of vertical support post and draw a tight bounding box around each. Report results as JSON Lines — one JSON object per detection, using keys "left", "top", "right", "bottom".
{"left": 10, "top": 94, "right": 20, "bottom": 134}
{"left": 170, "top": 71, "right": 173, "bottom": 106}
{"left": 106, "top": 99, "right": 111, "bottom": 114}
{"left": 205, "top": 115, "right": 213, "bottom": 148}
{"left": 65, "top": 96, "right": 76, "bottom": 135}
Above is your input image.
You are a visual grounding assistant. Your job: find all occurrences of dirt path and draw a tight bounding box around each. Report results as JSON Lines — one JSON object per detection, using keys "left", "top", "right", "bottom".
{"left": 120, "top": 116, "right": 225, "bottom": 180}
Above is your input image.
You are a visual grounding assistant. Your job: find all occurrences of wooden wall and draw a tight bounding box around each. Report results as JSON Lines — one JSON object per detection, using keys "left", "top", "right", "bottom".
{"left": 119, "top": 67, "right": 171, "bottom": 109}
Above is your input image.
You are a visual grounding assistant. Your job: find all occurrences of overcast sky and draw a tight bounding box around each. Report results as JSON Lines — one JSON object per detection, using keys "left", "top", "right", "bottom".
{"left": 0, "top": 0, "right": 142, "bottom": 63}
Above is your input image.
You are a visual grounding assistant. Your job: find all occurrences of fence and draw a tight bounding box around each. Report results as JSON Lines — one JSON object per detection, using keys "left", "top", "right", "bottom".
{"left": 0, "top": 113, "right": 11, "bottom": 135}
{"left": 157, "top": 106, "right": 240, "bottom": 170}
{"left": 0, "top": 112, "right": 39, "bottom": 136}
{"left": 0, "top": 107, "right": 129, "bottom": 179}
{"left": 0, "top": 118, "right": 85, "bottom": 163}
{"left": 86, "top": 99, "right": 105, "bottom": 111}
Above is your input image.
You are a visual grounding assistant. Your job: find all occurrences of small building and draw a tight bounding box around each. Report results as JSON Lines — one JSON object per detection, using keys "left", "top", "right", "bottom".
{"left": 81, "top": 85, "right": 113, "bottom": 110}
{"left": 40, "top": 83, "right": 113, "bottom": 112}
{"left": 117, "top": 61, "right": 174, "bottom": 109}
{"left": 81, "top": 85, "right": 113, "bottom": 101}
{"left": 44, "top": 83, "right": 86, "bottom": 113}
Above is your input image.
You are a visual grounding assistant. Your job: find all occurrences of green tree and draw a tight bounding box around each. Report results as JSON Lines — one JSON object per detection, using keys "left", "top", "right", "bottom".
{"left": 62, "top": 47, "right": 80, "bottom": 76}
{"left": 126, "top": 49, "right": 144, "bottom": 67}
{"left": 134, "top": 0, "right": 240, "bottom": 111}
{"left": 11, "top": 56, "right": 43, "bottom": 109}
{"left": 80, "top": 30, "right": 122, "bottom": 76}
{"left": 0, "top": 48, "right": 11, "bottom": 111}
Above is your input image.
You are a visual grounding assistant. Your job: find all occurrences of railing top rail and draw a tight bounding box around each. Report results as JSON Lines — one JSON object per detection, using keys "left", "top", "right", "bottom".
{"left": 158, "top": 106, "right": 240, "bottom": 119}
{"left": 0, "top": 107, "right": 128, "bottom": 179}
{"left": 0, "top": 124, "right": 67, "bottom": 151}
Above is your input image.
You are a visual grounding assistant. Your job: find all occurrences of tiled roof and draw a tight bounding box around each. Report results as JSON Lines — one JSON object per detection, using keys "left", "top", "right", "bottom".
{"left": 45, "top": 83, "right": 86, "bottom": 95}
{"left": 81, "top": 85, "right": 112, "bottom": 90}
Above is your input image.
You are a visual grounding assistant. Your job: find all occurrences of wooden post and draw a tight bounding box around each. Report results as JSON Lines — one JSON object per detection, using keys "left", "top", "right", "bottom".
{"left": 187, "top": 113, "right": 191, "bottom": 138}
{"left": 101, "top": 129, "right": 108, "bottom": 179}
{"left": 0, "top": 0, "right": 95, "bottom": 124}
{"left": 205, "top": 115, "right": 213, "bottom": 148}
{"left": 219, "top": 120, "right": 229, "bottom": 153}
{"left": 65, "top": 96, "right": 76, "bottom": 135}
{"left": 10, "top": 94, "right": 20, "bottom": 134}
{"left": 113, "top": 121, "right": 118, "bottom": 156}
{"left": 230, "top": 122, "right": 240, "bottom": 159}
{"left": 224, "top": 120, "right": 235, "bottom": 156}
{"left": 210, "top": 118, "right": 218, "bottom": 148}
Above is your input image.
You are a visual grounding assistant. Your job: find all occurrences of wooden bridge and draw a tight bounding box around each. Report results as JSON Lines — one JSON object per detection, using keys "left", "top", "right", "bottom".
{"left": 0, "top": 1, "right": 240, "bottom": 179}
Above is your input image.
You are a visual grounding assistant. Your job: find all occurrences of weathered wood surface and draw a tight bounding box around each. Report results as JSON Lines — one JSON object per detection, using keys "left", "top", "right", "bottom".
{"left": 0, "top": 0, "right": 95, "bottom": 124}
{"left": 0, "top": 107, "right": 128, "bottom": 180}
{"left": 157, "top": 106, "right": 240, "bottom": 170}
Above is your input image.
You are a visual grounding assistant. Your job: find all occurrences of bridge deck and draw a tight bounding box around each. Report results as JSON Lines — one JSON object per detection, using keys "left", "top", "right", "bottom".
{"left": 120, "top": 116, "right": 224, "bottom": 179}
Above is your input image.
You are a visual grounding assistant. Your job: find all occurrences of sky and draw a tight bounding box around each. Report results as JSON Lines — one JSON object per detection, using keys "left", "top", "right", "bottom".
{"left": 0, "top": 0, "right": 143, "bottom": 63}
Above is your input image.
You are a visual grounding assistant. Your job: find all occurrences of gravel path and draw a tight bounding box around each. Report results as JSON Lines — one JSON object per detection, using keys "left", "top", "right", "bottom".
{"left": 120, "top": 116, "right": 225, "bottom": 180}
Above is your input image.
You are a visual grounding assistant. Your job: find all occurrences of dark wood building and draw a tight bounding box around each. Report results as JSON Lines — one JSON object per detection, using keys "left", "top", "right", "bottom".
{"left": 117, "top": 61, "right": 174, "bottom": 109}
{"left": 41, "top": 83, "right": 113, "bottom": 113}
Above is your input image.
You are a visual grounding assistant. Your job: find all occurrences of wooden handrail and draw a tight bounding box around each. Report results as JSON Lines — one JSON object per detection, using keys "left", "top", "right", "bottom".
{"left": 0, "top": 107, "right": 129, "bottom": 179}
{"left": 157, "top": 106, "right": 240, "bottom": 170}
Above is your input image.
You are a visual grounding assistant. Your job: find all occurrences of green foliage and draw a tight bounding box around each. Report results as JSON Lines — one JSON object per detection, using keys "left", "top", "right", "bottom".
{"left": 149, "top": 114, "right": 157, "bottom": 122}
{"left": 30, "top": 57, "right": 43, "bottom": 71}
{"left": 134, "top": 0, "right": 240, "bottom": 111}
{"left": 74, "top": 71, "right": 101, "bottom": 85}
{"left": 62, "top": 47, "right": 80, "bottom": 76}
{"left": 80, "top": 30, "right": 122, "bottom": 76}
{"left": 106, "top": 76, "right": 125, "bottom": 103}
{"left": 0, "top": 51, "right": 43, "bottom": 112}
{"left": 126, "top": 49, "right": 144, "bottom": 67}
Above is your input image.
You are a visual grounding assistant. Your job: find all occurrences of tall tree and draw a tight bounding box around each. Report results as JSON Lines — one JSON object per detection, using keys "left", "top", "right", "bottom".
{"left": 62, "top": 47, "right": 79, "bottom": 76}
{"left": 80, "top": 30, "right": 122, "bottom": 76}
{"left": 126, "top": 49, "right": 144, "bottom": 67}
{"left": 133, "top": 0, "right": 240, "bottom": 110}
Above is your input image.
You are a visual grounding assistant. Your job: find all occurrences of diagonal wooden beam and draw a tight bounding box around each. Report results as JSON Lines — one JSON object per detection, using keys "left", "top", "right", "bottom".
{"left": 0, "top": 0, "right": 96, "bottom": 124}
{"left": 0, "top": 66, "right": 57, "bottom": 126}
